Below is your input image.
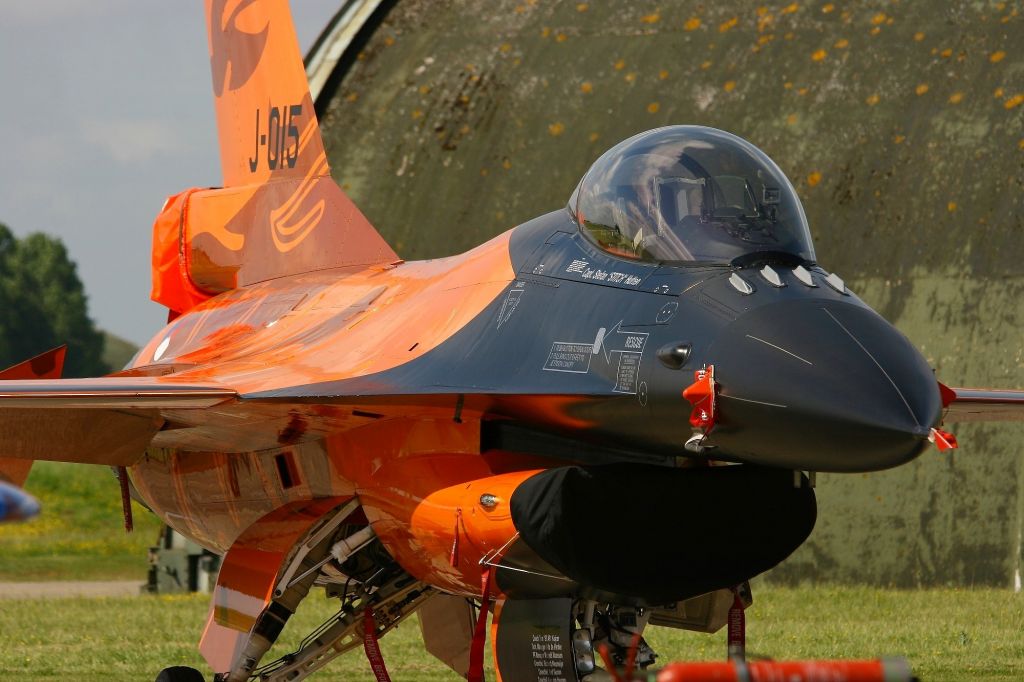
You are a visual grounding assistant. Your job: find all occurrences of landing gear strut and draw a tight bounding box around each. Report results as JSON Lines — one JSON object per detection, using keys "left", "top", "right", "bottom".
{"left": 244, "top": 573, "right": 432, "bottom": 680}
{"left": 158, "top": 500, "right": 433, "bottom": 682}
{"left": 214, "top": 503, "right": 432, "bottom": 682}
{"left": 491, "top": 597, "right": 659, "bottom": 682}
{"left": 576, "top": 602, "right": 656, "bottom": 679}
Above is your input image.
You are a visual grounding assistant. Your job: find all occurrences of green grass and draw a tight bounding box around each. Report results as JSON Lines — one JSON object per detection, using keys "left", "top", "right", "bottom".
{"left": 644, "top": 586, "right": 1024, "bottom": 681}
{"left": 0, "top": 461, "right": 162, "bottom": 581}
{"left": 2, "top": 464, "right": 1021, "bottom": 679}
{"left": 0, "top": 587, "right": 1021, "bottom": 681}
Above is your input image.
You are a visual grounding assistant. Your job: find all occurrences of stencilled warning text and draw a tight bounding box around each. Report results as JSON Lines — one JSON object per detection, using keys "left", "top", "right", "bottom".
{"left": 614, "top": 352, "right": 640, "bottom": 393}
{"left": 530, "top": 633, "right": 568, "bottom": 682}
{"left": 543, "top": 342, "right": 594, "bottom": 373}
{"left": 564, "top": 259, "right": 644, "bottom": 287}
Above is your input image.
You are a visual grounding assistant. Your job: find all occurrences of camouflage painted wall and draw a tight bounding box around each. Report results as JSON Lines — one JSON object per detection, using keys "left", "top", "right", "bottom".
{"left": 318, "top": 0, "right": 1024, "bottom": 586}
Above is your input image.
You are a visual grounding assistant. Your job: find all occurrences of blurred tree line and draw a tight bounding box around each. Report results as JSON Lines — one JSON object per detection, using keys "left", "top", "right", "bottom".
{"left": 0, "top": 222, "right": 110, "bottom": 377}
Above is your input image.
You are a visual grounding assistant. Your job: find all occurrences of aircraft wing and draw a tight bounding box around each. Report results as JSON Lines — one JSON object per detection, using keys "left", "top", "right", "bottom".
{"left": 944, "top": 387, "right": 1024, "bottom": 422}
{"left": 0, "top": 378, "right": 236, "bottom": 466}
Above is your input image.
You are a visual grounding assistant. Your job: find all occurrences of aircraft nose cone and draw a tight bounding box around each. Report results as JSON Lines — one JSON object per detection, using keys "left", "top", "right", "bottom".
{"left": 702, "top": 299, "right": 942, "bottom": 472}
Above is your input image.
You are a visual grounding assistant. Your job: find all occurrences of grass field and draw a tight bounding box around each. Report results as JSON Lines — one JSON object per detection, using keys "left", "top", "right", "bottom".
{"left": 2, "top": 464, "right": 1022, "bottom": 680}
{"left": 0, "top": 586, "right": 1021, "bottom": 681}
{"left": 0, "top": 462, "right": 162, "bottom": 581}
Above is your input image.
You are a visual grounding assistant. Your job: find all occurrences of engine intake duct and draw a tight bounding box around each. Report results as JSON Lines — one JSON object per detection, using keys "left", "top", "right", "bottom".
{"left": 510, "top": 464, "right": 816, "bottom": 605}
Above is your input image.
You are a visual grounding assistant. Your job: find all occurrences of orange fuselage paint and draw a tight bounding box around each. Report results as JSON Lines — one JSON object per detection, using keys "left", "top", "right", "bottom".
{"left": 131, "top": 415, "right": 546, "bottom": 597}
{"left": 128, "top": 228, "right": 543, "bottom": 597}
{"left": 134, "top": 229, "right": 514, "bottom": 394}
{"left": 330, "top": 418, "right": 550, "bottom": 596}
{"left": 135, "top": 0, "right": 532, "bottom": 601}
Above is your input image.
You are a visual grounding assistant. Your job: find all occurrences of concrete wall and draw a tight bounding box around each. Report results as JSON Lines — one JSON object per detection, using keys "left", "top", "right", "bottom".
{"left": 317, "top": 0, "right": 1024, "bottom": 586}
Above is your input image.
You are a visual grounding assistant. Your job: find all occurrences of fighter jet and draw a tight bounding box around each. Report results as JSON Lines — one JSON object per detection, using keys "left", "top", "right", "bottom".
{"left": 0, "top": 480, "right": 39, "bottom": 523}
{"left": 0, "top": 2, "right": 1020, "bottom": 681}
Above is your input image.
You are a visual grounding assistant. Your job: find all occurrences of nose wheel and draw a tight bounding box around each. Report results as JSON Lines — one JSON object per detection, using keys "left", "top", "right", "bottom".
{"left": 155, "top": 666, "right": 205, "bottom": 682}
{"left": 492, "top": 597, "right": 658, "bottom": 681}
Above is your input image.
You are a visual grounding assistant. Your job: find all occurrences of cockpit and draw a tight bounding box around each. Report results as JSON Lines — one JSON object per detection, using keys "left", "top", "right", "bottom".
{"left": 570, "top": 126, "right": 816, "bottom": 266}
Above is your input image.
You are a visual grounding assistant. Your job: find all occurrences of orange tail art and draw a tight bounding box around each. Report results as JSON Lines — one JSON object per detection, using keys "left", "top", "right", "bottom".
{"left": 151, "top": 0, "right": 397, "bottom": 317}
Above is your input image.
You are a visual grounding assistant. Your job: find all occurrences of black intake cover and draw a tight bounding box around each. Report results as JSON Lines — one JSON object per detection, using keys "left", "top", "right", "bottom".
{"left": 510, "top": 464, "right": 816, "bottom": 605}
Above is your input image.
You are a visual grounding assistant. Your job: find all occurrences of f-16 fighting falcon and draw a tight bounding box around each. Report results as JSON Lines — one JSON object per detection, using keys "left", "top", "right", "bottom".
{"left": 1, "top": 2, "right": 1020, "bottom": 681}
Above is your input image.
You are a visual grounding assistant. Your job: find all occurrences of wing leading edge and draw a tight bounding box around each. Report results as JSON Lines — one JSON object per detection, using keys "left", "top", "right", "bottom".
{"left": 0, "top": 378, "right": 236, "bottom": 467}
{"left": 944, "top": 387, "right": 1024, "bottom": 423}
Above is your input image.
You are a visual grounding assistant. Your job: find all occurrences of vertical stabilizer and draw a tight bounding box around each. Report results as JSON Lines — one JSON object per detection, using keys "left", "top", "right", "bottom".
{"left": 207, "top": 0, "right": 326, "bottom": 187}
{"left": 152, "top": 1, "right": 397, "bottom": 315}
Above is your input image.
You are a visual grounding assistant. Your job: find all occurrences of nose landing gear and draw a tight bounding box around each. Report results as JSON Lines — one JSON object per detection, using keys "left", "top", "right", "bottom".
{"left": 492, "top": 597, "right": 662, "bottom": 682}
{"left": 155, "top": 666, "right": 205, "bottom": 682}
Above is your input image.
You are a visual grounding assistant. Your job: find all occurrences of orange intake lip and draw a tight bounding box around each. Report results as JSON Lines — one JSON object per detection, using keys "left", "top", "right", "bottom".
{"left": 404, "top": 469, "right": 543, "bottom": 597}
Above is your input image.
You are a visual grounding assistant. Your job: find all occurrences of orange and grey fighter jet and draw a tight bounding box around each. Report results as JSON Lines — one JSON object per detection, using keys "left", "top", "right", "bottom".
{"left": 1, "top": 1, "right": 1022, "bottom": 681}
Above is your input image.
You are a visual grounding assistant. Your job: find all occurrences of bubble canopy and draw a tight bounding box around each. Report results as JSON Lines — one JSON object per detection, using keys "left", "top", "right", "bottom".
{"left": 570, "top": 126, "right": 815, "bottom": 266}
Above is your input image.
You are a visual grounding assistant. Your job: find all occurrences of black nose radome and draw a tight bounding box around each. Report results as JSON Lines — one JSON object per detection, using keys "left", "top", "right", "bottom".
{"left": 702, "top": 299, "right": 941, "bottom": 472}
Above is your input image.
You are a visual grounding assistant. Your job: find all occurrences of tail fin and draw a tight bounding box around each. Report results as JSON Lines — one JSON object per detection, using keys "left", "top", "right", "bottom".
{"left": 0, "top": 346, "right": 65, "bottom": 486}
{"left": 152, "top": 1, "right": 396, "bottom": 315}
{"left": 207, "top": 0, "right": 324, "bottom": 187}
